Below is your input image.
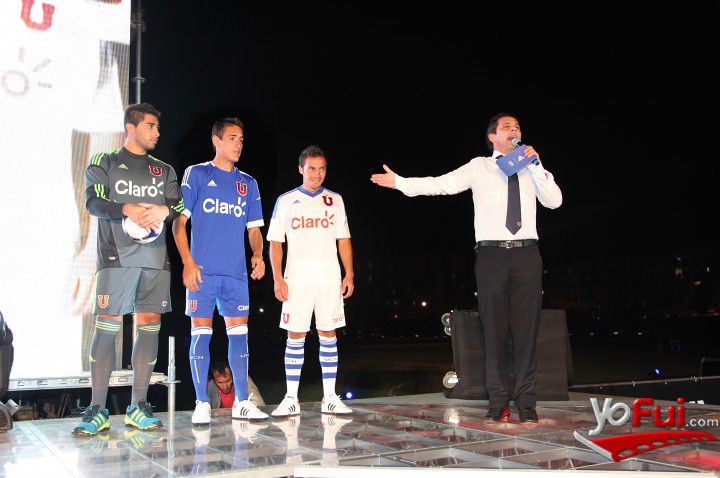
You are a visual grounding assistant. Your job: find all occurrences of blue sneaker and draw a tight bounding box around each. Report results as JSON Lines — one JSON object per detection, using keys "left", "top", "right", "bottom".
{"left": 125, "top": 400, "right": 163, "bottom": 430}
{"left": 123, "top": 428, "right": 160, "bottom": 450}
{"left": 74, "top": 433, "right": 110, "bottom": 453}
{"left": 72, "top": 405, "right": 110, "bottom": 436}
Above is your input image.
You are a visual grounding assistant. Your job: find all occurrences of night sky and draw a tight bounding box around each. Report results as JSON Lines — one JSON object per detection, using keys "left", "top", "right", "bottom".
{"left": 99, "top": 0, "right": 720, "bottom": 409}
{"left": 129, "top": 1, "right": 719, "bottom": 333}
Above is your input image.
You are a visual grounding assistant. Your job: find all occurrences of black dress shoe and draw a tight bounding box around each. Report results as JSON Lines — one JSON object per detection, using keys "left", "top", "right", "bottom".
{"left": 484, "top": 407, "right": 510, "bottom": 423}
{"left": 518, "top": 407, "right": 538, "bottom": 424}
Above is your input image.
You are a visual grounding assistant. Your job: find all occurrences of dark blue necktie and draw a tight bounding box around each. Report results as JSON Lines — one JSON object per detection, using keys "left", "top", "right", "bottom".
{"left": 504, "top": 157, "right": 521, "bottom": 234}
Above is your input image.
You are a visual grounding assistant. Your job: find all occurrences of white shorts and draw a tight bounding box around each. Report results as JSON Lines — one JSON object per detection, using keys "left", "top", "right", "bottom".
{"left": 279, "top": 282, "right": 346, "bottom": 333}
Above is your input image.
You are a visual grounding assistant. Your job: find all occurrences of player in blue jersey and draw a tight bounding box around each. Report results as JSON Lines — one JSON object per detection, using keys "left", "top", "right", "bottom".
{"left": 73, "top": 103, "right": 184, "bottom": 436}
{"left": 267, "top": 145, "right": 355, "bottom": 417}
{"left": 172, "top": 118, "right": 268, "bottom": 425}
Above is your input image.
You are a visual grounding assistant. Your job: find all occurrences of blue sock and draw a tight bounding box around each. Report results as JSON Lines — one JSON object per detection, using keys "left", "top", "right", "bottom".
{"left": 190, "top": 326, "right": 212, "bottom": 402}
{"left": 227, "top": 324, "right": 249, "bottom": 401}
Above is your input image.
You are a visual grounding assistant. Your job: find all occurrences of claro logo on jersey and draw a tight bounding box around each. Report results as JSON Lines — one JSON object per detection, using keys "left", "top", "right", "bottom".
{"left": 203, "top": 198, "right": 246, "bottom": 217}
{"left": 292, "top": 210, "right": 335, "bottom": 229}
{"left": 115, "top": 177, "right": 164, "bottom": 198}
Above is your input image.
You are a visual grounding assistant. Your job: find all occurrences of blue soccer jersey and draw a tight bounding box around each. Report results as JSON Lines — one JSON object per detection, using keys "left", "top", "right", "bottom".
{"left": 180, "top": 162, "right": 264, "bottom": 280}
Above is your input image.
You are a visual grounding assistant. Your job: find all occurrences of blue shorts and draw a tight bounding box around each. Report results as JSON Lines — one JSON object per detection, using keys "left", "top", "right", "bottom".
{"left": 185, "top": 275, "right": 250, "bottom": 318}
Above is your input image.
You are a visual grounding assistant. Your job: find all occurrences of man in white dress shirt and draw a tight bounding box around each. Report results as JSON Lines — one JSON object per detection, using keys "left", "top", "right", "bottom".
{"left": 371, "top": 113, "right": 562, "bottom": 424}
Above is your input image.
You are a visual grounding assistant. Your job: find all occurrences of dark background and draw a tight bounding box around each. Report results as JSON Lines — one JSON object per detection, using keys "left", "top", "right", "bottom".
{"left": 123, "top": 0, "right": 719, "bottom": 410}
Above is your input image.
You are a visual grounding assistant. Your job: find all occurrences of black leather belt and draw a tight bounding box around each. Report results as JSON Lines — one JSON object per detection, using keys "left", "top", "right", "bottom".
{"left": 477, "top": 239, "right": 538, "bottom": 248}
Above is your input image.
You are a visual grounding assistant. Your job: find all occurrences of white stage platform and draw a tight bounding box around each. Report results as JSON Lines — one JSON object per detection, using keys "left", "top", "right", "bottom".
{"left": 1, "top": 392, "right": 720, "bottom": 477}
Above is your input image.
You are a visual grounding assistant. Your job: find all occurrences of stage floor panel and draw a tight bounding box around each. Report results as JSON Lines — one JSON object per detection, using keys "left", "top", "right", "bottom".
{"left": 1, "top": 393, "right": 719, "bottom": 477}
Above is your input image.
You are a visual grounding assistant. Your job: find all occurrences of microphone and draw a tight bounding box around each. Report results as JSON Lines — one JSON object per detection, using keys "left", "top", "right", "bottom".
{"left": 512, "top": 138, "right": 539, "bottom": 165}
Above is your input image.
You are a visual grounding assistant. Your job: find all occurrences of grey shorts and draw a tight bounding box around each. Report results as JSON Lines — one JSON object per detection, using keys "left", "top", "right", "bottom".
{"left": 93, "top": 268, "right": 172, "bottom": 315}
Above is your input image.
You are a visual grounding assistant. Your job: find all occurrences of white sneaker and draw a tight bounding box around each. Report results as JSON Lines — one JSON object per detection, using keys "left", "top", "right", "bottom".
{"left": 271, "top": 395, "right": 301, "bottom": 417}
{"left": 321, "top": 394, "right": 353, "bottom": 415}
{"left": 232, "top": 419, "right": 268, "bottom": 442}
{"left": 272, "top": 415, "right": 300, "bottom": 436}
{"left": 191, "top": 426, "right": 211, "bottom": 446}
{"left": 232, "top": 393, "right": 269, "bottom": 420}
{"left": 192, "top": 400, "right": 211, "bottom": 425}
{"left": 321, "top": 414, "right": 353, "bottom": 435}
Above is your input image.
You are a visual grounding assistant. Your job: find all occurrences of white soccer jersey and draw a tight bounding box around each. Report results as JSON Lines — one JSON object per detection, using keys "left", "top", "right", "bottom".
{"left": 267, "top": 186, "right": 350, "bottom": 285}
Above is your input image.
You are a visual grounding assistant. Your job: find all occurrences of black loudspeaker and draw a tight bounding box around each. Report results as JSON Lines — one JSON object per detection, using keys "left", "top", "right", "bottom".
{"left": 443, "top": 308, "right": 572, "bottom": 401}
{"left": 0, "top": 407, "right": 11, "bottom": 432}
{"left": 0, "top": 310, "right": 14, "bottom": 432}
{"left": 535, "top": 309, "right": 571, "bottom": 400}
{"left": 443, "top": 309, "right": 487, "bottom": 399}
{"left": 0, "top": 310, "right": 13, "bottom": 399}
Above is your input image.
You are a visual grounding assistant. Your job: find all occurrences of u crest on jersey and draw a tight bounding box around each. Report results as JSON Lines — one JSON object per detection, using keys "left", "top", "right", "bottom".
{"left": 187, "top": 300, "right": 198, "bottom": 312}
{"left": 323, "top": 195, "right": 333, "bottom": 206}
{"left": 149, "top": 165, "right": 162, "bottom": 176}
{"left": 97, "top": 295, "right": 109, "bottom": 309}
{"left": 236, "top": 181, "right": 247, "bottom": 196}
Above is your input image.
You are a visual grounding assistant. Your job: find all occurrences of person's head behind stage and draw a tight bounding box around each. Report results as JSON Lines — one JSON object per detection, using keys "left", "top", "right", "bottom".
{"left": 123, "top": 103, "right": 161, "bottom": 153}
{"left": 298, "top": 145, "right": 327, "bottom": 193}
{"left": 210, "top": 360, "right": 234, "bottom": 395}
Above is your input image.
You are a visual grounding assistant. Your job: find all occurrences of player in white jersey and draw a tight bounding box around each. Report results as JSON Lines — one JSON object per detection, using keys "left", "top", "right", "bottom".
{"left": 173, "top": 118, "right": 268, "bottom": 425}
{"left": 267, "top": 145, "right": 354, "bottom": 417}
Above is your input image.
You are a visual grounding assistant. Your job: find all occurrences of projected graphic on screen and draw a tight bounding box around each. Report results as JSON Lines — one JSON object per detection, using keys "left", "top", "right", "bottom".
{"left": 0, "top": 0, "right": 131, "bottom": 377}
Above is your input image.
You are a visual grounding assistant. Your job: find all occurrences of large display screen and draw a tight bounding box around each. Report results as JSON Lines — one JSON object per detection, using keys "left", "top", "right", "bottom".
{"left": 0, "top": 0, "right": 131, "bottom": 377}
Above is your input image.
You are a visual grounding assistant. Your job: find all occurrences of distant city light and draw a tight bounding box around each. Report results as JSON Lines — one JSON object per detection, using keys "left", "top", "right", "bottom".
{"left": 421, "top": 301, "right": 427, "bottom": 307}
{"left": 258, "top": 308, "right": 264, "bottom": 313}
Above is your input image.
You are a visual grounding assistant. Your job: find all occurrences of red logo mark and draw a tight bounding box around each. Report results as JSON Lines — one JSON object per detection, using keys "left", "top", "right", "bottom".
{"left": 187, "top": 300, "right": 197, "bottom": 312}
{"left": 237, "top": 182, "right": 247, "bottom": 196}
{"left": 323, "top": 195, "right": 333, "bottom": 206}
{"left": 282, "top": 312, "right": 290, "bottom": 324}
{"left": 21, "top": 0, "right": 55, "bottom": 31}
{"left": 149, "top": 165, "right": 162, "bottom": 176}
{"left": 291, "top": 211, "right": 335, "bottom": 229}
{"left": 97, "top": 295, "right": 109, "bottom": 309}
{"left": 574, "top": 430, "right": 717, "bottom": 462}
